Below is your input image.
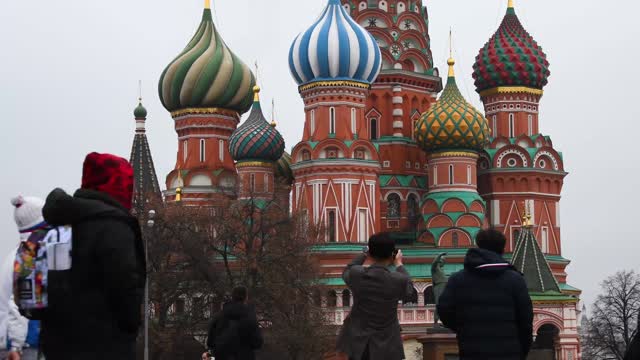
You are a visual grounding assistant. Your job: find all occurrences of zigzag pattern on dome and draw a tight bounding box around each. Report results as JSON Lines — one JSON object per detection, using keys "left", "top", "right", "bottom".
{"left": 415, "top": 59, "right": 489, "bottom": 152}
{"left": 229, "top": 87, "right": 285, "bottom": 162}
{"left": 158, "top": 6, "right": 255, "bottom": 114}
{"left": 472, "top": 3, "right": 550, "bottom": 93}
{"left": 288, "top": 0, "right": 382, "bottom": 86}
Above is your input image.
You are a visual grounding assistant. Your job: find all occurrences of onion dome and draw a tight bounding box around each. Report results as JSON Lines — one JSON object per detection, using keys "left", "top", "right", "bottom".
{"left": 158, "top": 2, "right": 255, "bottom": 114}
{"left": 472, "top": 0, "right": 550, "bottom": 94}
{"left": 288, "top": 0, "right": 382, "bottom": 86}
{"left": 229, "top": 87, "right": 285, "bottom": 162}
{"left": 415, "top": 57, "right": 489, "bottom": 152}
{"left": 134, "top": 98, "right": 147, "bottom": 119}
{"left": 275, "top": 152, "right": 294, "bottom": 184}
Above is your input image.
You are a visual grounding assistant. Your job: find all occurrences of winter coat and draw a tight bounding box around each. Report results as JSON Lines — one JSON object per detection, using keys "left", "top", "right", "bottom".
{"left": 0, "top": 246, "right": 30, "bottom": 351}
{"left": 336, "top": 253, "right": 414, "bottom": 360}
{"left": 437, "top": 248, "right": 533, "bottom": 360}
{"left": 206, "top": 302, "right": 263, "bottom": 360}
{"left": 40, "top": 188, "right": 146, "bottom": 360}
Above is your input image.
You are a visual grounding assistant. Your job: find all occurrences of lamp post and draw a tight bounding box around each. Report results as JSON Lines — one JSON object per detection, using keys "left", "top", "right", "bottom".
{"left": 144, "top": 209, "right": 155, "bottom": 360}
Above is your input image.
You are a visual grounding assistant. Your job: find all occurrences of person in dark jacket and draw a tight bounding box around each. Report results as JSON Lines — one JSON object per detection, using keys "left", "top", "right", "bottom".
{"left": 336, "top": 233, "right": 414, "bottom": 360}
{"left": 437, "top": 229, "right": 533, "bottom": 360}
{"left": 41, "top": 152, "right": 146, "bottom": 360}
{"left": 205, "top": 286, "right": 263, "bottom": 360}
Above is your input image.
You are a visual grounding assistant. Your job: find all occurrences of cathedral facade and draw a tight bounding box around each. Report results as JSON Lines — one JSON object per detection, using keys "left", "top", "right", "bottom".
{"left": 131, "top": 0, "right": 581, "bottom": 358}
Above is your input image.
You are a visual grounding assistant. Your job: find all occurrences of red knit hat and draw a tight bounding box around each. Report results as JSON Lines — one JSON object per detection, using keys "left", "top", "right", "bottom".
{"left": 81, "top": 152, "right": 134, "bottom": 210}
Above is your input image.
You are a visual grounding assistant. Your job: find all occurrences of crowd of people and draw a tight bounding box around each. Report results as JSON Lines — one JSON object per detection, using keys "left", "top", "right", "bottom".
{"left": 3, "top": 151, "right": 637, "bottom": 360}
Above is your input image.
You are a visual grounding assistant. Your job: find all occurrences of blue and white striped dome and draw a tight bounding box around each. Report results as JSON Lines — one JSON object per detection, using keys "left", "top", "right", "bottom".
{"left": 288, "top": 0, "right": 382, "bottom": 86}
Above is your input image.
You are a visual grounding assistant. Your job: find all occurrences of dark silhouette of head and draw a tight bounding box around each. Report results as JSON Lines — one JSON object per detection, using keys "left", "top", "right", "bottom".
{"left": 368, "top": 232, "right": 396, "bottom": 260}
{"left": 476, "top": 228, "right": 506, "bottom": 255}
{"left": 232, "top": 286, "right": 248, "bottom": 303}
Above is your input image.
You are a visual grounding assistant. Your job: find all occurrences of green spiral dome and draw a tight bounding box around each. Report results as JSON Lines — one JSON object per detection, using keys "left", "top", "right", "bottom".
{"left": 158, "top": 8, "right": 255, "bottom": 114}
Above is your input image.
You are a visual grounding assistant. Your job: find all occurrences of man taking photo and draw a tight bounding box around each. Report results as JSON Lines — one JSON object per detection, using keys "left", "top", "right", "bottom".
{"left": 337, "top": 233, "right": 414, "bottom": 360}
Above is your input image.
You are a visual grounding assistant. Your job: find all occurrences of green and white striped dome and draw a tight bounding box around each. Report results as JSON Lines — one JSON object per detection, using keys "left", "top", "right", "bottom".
{"left": 158, "top": 6, "right": 255, "bottom": 114}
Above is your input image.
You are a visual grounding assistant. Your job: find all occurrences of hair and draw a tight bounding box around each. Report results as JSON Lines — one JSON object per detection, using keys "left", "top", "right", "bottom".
{"left": 231, "top": 286, "right": 248, "bottom": 302}
{"left": 476, "top": 228, "right": 506, "bottom": 255}
{"left": 368, "top": 232, "right": 396, "bottom": 260}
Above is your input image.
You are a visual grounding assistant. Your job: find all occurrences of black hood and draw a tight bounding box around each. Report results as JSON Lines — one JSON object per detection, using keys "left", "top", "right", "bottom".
{"left": 43, "top": 188, "right": 133, "bottom": 226}
{"left": 464, "top": 248, "right": 515, "bottom": 275}
{"left": 222, "top": 301, "right": 253, "bottom": 321}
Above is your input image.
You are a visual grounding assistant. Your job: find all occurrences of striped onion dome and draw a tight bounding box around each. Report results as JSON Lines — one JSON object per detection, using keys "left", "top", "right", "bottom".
{"left": 275, "top": 152, "right": 294, "bottom": 184}
{"left": 472, "top": 2, "right": 550, "bottom": 93}
{"left": 229, "top": 87, "right": 285, "bottom": 162}
{"left": 158, "top": 6, "right": 255, "bottom": 114}
{"left": 415, "top": 58, "right": 489, "bottom": 152}
{"left": 288, "top": 0, "right": 382, "bottom": 86}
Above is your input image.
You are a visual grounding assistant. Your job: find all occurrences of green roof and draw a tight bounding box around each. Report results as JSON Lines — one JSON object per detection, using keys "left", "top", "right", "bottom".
{"left": 511, "top": 226, "right": 561, "bottom": 293}
{"left": 423, "top": 191, "right": 485, "bottom": 208}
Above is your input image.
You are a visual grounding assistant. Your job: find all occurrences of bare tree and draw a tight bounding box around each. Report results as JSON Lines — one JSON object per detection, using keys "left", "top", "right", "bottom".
{"left": 581, "top": 270, "right": 640, "bottom": 360}
{"left": 139, "top": 196, "right": 333, "bottom": 359}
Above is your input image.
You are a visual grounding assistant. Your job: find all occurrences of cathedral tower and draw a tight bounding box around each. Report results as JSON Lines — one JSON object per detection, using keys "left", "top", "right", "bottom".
{"left": 289, "top": 0, "right": 383, "bottom": 243}
{"left": 474, "top": 1, "right": 567, "bottom": 262}
{"left": 129, "top": 97, "right": 161, "bottom": 213}
{"left": 158, "top": 1, "right": 255, "bottom": 204}
{"left": 341, "top": 0, "right": 442, "bottom": 238}
{"left": 415, "top": 49, "right": 490, "bottom": 246}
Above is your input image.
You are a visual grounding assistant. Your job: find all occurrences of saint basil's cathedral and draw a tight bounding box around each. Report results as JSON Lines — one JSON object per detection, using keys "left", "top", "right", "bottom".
{"left": 130, "top": 0, "right": 581, "bottom": 358}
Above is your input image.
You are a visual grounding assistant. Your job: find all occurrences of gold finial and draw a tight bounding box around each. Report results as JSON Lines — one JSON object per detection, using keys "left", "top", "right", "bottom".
{"left": 205, "top": 0, "right": 211, "bottom": 9}
{"left": 175, "top": 187, "right": 182, "bottom": 202}
{"left": 522, "top": 201, "right": 532, "bottom": 227}
{"left": 508, "top": 0, "right": 514, "bottom": 9}
{"left": 270, "top": 98, "right": 276, "bottom": 127}
{"left": 447, "top": 28, "right": 455, "bottom": 78}
{"left": 253, "top": 85, "right": 261, "bottom": 102}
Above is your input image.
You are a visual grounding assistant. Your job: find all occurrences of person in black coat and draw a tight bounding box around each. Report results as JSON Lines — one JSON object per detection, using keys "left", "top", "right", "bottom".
{"left": 41, "top": 153, "right": 146, "bottom": 360}
{"left": 205, "top": 286, "right": 263, "bottom": 360}
{"left": 437, "top": 229, "right": 533, "bottom": 360}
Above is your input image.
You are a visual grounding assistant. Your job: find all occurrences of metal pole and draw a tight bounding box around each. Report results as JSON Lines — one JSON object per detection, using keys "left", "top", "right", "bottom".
{"left": 145, "top": 210, "right": 155, "bottom": 360}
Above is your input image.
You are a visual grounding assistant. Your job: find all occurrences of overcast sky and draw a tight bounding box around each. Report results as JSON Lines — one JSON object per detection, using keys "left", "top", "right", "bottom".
{"left": 1, "top": 0, "right": 638, "bottom": 308}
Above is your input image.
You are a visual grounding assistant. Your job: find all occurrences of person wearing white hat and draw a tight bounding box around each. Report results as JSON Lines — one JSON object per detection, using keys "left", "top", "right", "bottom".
{"left": 0, "top": 196, "right": 47, "bottom": 360}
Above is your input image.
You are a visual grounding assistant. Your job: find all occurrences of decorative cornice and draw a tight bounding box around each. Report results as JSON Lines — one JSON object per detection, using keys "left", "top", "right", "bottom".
{"left": 429, "top": 151, "right": 479, "bottom": 159}
{"left": 236, "top": 161, "right": 274, "bottom": 168}
{"left": 299, "top": 80, "right": 371, "bottom": 92}
{"left": 171, "top": 107, "right": 240, "bottom": 118}
{"left": 479, "top": 86, "right": 544, "bottom": 97}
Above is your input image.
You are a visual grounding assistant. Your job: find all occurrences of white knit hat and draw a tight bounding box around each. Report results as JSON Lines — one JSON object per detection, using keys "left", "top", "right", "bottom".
{"left": 11, "top": 195, "right": 46, "bottom": 239}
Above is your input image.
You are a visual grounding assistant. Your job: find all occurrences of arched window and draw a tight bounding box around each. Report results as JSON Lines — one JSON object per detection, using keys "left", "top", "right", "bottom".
{"left": 509, "top": 113, "right": 515, "bottom": 137}
{"left": 528, "top": 114, "right": 533, "bottom": 135}
{"left": 327, "top": 290, "right": 337, "bottom": 307}
{"left": 183, "top": 140, "right": 188, "bottom": 162}
{"left": 218, "top": 140, "right": 224, "bottom": 161}
{"left": 302, "top": 150, "right": 311, "bottom": 161}
{"left": 329, "top": 107, "right": 336, "bottom": 134}
{"left": 449, "top": 165, "right": 454, "bottom": 185}
{"left": 407, "top": 194, "right": 418, "bottom": 221}
{"left": 327, "top": 210, "right": 337, "bottom": 242}
{"left": 424, "top": 287, "right": 435, "bottom": 305}
{"left": 310, "top": 110, "right": 316, "bottom": 134}
{"left": 199, "top": 139, "right": 206, "bottom": 162}
{"left": 467, "top": 165, "right": 472, "bottom": 185}
{"left": 342, "top": 289, "right": 351, "bottom": 307}
{"left": 249, "top": 174, "right": 256, "bottom": 193}
{"left": 492, "top": 115, "right": 497, "bottom": 136}
{"left": 433, "top": 166, "right": 438, "bottom": 186}
{"left": 387, "top": 193, "right": 401, "bottom": 218}
{"left": 351, "top": 108, "right": 357, "bottom": 134}
{"left": 370, "top": 118, "right": 378, "bottom": 140}
{"left": 264, "top": 174, "right": 269, "bottom": 193}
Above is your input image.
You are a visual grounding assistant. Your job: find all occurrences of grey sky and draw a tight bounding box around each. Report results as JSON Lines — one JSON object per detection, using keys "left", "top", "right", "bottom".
{"left": 1, "top": 0, "right": 638, "bottom": 309}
